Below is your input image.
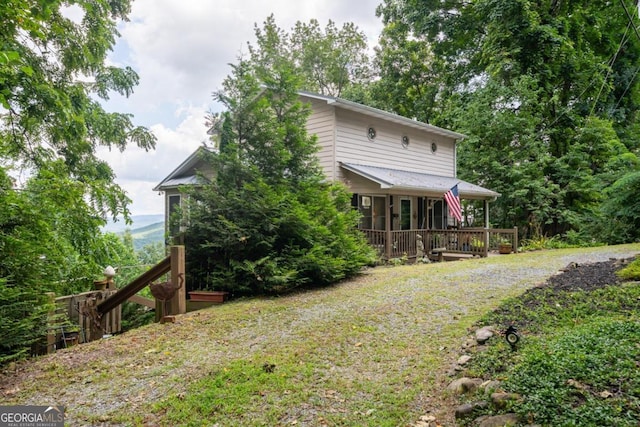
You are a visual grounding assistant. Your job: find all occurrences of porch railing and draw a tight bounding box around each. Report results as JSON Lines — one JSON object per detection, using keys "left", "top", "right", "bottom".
{"left": 361, "top": 227, "right": 518, "bottom": 260}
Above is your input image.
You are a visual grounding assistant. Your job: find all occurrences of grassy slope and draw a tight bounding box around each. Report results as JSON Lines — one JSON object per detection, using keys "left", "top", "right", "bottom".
{"left": 1, "top": 244, "right": 639, "bottom": 426}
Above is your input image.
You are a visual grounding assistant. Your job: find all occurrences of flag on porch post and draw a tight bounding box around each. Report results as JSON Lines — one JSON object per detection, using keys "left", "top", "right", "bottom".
{"left": 444, "top": 184, "right": 463, "bottom": 222}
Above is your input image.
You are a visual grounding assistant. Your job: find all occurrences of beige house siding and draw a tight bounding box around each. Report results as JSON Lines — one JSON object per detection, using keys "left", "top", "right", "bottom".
{"left": 302, "top": 96, "right": 337, "bottom": 180}
{"left": 333, "top": 109, "right": 455, "bottom": 182}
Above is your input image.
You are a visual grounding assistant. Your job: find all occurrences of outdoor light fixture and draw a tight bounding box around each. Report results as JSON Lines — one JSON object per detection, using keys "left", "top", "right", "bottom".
{"left": 505, "top": 324, "right": 519, "bottom": 351}
{"left": 103, "top": 265, "right": 116, "bottom": 278}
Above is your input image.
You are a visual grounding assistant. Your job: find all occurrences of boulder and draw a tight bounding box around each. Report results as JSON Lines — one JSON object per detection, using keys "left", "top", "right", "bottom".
{"left": 475, "top": 326, "right": 494, "bottom": 344}
{"left": 479, "top": 380, "right": 501, "bottom": 393}
{"left": 457, "top": 355, "right": 472, "bottom": 365}
{"left": 446, "top": 377, "right": 484, "bottom": 395}
{"left": 491, "top": 392, "right": 522, "bottom": 408}
{"left": 477, "top": 413, "right": 519, "bottom": 427}
{"left": 454, "top": 401, "right": 488, "bottom": 419}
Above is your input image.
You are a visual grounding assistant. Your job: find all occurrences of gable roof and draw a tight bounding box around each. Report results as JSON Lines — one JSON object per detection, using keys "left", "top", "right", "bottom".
{"left": 341, "top": 163, "right": 499, "bottom": 200}
{"left": 299, "top": 91, "right": 466, "bottom": 140}
{"left": 153, "top": 146, "right": 211, "bottom": 191}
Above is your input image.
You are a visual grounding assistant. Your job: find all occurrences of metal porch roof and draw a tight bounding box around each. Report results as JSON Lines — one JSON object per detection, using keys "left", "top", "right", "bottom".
{"left": 341, "top": 163, "right": 499, "bottom": 200}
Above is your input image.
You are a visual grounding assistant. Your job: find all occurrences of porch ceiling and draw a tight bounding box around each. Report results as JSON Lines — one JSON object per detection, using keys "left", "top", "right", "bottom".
{"left": 340, "top": 163, "right": 500, "bottom": 200}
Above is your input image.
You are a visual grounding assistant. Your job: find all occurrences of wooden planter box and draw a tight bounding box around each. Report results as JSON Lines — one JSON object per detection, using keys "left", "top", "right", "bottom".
{"left": 188, "top": 291, "right": 229, "bottom": 303}
{"left": 498, "top": 243, "right": 513, "bottom": 254}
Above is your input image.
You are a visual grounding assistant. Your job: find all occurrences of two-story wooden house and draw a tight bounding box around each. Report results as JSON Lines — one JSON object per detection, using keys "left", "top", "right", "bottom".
{"left": 154, "top": 92, "right": 516, "bottom": 260}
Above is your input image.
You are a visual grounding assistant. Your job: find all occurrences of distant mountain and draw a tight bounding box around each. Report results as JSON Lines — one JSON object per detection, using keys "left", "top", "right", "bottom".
{"left": 102, "top": 214, "right": 165, "bottom": 233}
{"left": 101, "top": 215, "right": 165, "bottom": 250}
{"left": 127, "top": 221, "right": 165, "bottom": 251}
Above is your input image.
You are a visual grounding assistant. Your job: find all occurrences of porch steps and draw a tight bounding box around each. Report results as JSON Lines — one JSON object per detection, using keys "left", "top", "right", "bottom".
{"left": 429, "top": 248, "right": 475, "bottom": 262}
{"left": 441, "top": 253, "right": 475, "bottom": 262}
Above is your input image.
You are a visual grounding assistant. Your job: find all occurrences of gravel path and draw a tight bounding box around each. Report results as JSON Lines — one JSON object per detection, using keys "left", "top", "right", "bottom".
{"left": 1, "top": 244, "right": 638, "bottom": 426}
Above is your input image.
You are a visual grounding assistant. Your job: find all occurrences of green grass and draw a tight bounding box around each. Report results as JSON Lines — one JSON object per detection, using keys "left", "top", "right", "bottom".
{"left": 505, "top": 320, "right": 640, "bottom": 426}
{"left": 618, "top": 257, "right": 640, "bottom": 280}
{"left": 2, "top": 244, "right": 640, "bottom": 426}
{"left": 462, "top": 262, "right": 640, "bottom": 426}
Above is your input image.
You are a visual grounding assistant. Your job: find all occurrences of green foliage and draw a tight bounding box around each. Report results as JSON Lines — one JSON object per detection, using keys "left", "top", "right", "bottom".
{"left": 375, "top": 0, "right": 640, "bottom": 241}
{"left": 388, "top": 253, "right": 409, "bottom": 266}
{"left": 465, "top": 262, "right": 640, "bottom": 426}
{"left": 597, "top": 171, "right": 640, "bottom": 244}
{"left": 506, "top": 321, "right": 640, "bottom": 426}
{"left": 617, "top": 258, "right": 640, "bottom": 281}
{"left": 184, "top": 50, "right": 375, "bottom": 296}
{"left": 520, "top": 234, "right": 571, "bottom": 251}
{"left": 247, "top": 14, "right": 371, "bottom": 97}
{"left": 367, "top": 19, "right": 443, "bottom": 123}
{"left": 0, "top": 0, "right": 153, "bottom": 363}
{"left": 0, "top": 278, "right": 51, "bottom": 364}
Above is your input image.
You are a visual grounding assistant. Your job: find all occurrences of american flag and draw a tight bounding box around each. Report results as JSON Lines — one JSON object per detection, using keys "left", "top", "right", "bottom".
{"left": 444, "top": 184, "right": 463, "bottom": 223}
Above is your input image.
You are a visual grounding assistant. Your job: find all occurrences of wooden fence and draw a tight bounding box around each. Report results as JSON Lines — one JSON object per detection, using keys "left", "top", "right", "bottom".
{"left": 43, "top": 246, "right": 186, "bottom": 353}
{"left": 46, "top": 288, "right": 121, "bottom": 353}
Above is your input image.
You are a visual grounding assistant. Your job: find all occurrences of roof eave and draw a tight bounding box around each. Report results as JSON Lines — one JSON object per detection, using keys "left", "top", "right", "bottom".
{"left": 299, "top": 91, "right": 466, "bottom": 140}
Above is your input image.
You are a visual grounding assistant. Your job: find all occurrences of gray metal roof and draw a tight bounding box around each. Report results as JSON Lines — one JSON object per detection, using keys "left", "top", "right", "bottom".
{"left": 299, "top": 91, "right": 466, "bottom": 140}
{"left": 341, "top": 163, "right": 499, "bottom": 199}
{"left": 156, "top": 175, "right": 204, "bottom": 190}
{"left": 153, "top": 146, "right": 212, "bottom": 191}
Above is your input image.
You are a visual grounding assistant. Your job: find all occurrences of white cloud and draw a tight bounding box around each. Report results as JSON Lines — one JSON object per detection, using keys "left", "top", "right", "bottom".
{"left": 100, "top": 0, "right": 384, "bottom": 215}
{"left": 98, "top": 105, "right": 208, "bottom": 214}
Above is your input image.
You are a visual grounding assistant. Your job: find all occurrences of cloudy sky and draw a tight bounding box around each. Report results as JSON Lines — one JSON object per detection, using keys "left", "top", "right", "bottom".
{"left": 98, "top": 0, "right": 384, "bottom": 216}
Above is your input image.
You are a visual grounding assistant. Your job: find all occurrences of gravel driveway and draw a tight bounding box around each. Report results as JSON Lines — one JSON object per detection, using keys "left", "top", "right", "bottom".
{"left": 1, "top": 244, "right": 639, "bottom": 426}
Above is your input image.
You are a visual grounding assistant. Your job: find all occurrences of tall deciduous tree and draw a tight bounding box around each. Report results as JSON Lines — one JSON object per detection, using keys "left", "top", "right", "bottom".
{"left": 368, "top": 20, "right": 443, "bottom": 123}
{"left": 1, "top": 0, "right": 155, "bottom": 216}
{"left": 0, "top": 0, "right": 155, "bottom": 363}
{"left": 248, "top": 14, "right": 371, "bottom": 98}
{"left": 376, "top": 0, "right": 640, "bottom": 239}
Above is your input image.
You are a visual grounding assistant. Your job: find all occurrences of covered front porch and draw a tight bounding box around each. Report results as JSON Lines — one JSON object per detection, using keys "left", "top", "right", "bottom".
{"left": 342, "top": 163, "right": 514, "bottom": 260}
{"left": 362, "top": 227, "right": 518, "bottom": 260}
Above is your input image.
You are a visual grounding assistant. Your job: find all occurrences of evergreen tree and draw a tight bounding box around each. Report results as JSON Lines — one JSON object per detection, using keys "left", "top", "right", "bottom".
{"left": 183, "top": 59, "right": 374, "bottom": 295}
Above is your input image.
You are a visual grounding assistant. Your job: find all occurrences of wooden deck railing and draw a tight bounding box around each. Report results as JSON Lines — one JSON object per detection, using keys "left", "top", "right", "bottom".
{"left": 360, "top": 227, "right": 518, "bottom": 259}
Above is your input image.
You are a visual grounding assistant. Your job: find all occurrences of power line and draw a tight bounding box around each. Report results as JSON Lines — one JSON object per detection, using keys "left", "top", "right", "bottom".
{"left": 590, "top": 22, "right": 631, "bottom": 116}
{"left": 620, "top": 0, "right": 640, "bottom": 43}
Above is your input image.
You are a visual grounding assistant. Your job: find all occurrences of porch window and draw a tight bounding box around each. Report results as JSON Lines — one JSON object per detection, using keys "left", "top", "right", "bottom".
{"left": 359, "top": 195, "right": 385, "bottom": 230}
{"left": 400, "top": 198, "right": 412, "bottom": 230}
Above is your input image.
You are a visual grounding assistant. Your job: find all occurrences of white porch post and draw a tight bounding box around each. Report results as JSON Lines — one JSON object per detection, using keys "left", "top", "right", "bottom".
{"left": 484, "top": 200, "right": 490, "bottom": 257}
{"left": 484, "top": 199, "right": 490, "bottom": 228}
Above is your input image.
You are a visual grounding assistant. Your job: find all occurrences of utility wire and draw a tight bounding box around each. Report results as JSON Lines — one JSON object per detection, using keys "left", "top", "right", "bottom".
{"left": 620, "top": 0, "right": 640, "bottom": 43}
{"left": 590, "top": 22, "right": 631, "bottom": 116}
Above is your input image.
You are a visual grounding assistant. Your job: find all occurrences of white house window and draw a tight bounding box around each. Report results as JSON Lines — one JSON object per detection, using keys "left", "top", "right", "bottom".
{"left": 401, "top": 135, "right": 410, "bottom": 149}
{"left": 431, "top": 142, "right": 438, "bottom": 153}
{"left": 367, "top": 126, "right": 377, "bottom": 141}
